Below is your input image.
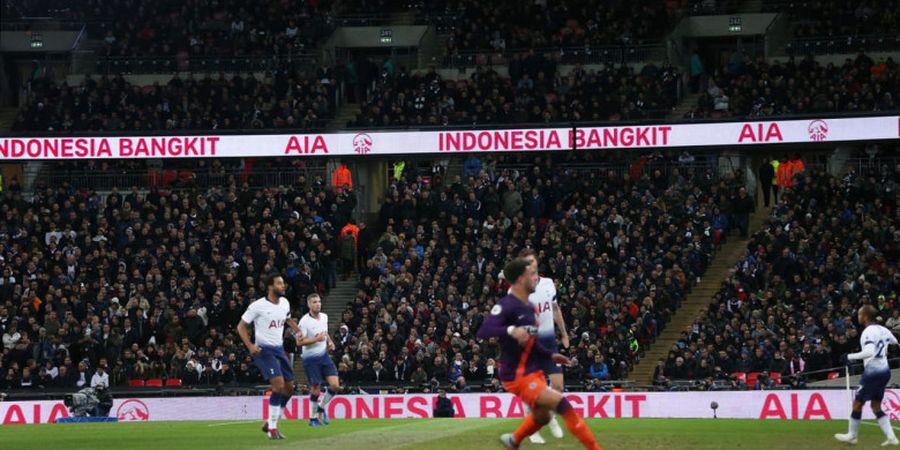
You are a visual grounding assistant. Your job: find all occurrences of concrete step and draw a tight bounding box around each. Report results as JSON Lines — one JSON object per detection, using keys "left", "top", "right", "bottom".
{"left": 668, "top": 93, "right": 702, "bottom": 120}
{"left": 630, "top": 205, "right": 773, "bottom": 382}
{"left": 329, "top": 102, "right": 361, "bottom": 130}
{"left": 0, "top": 107, "right": 18, "bottom": 132}
{"left": 293, "top": 356, "right": 309, "bottom": 385}
{"left": 323, "top": 277, "right": 359, "bottom": 335}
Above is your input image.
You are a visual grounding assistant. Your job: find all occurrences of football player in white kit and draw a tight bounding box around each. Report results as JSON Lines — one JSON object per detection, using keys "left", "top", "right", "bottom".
{"left": 835, "top": 305, "right": 900, "bottom": 446}
{"left": 519, "top": 248, "right": 571, "bottom": 444}
{"left": 237, "top": 273, "right": 303, "bottom": 440}
{"left": 296, "top": 293, "right": 342, "bottom": 427}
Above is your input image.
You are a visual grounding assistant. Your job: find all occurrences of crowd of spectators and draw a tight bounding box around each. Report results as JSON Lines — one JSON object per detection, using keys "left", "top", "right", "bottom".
{"left": 348, "top": 61, "right": 681, "bottom": 127}
{"left": 330, "top": 151, "right": 744, "bottom": 389}
{"left": 657, "top": 162, "right": 899, "bottom": 390}
{"left": 12, "top": 68, "right": 337, "bottom": 133}
{"left": 0, "top": 173, "right": 357, "bottom": 390}
{"left": 684, "top": 53, "right": 899, "bottom": 120}
{"left": 40, "top": 158, "right": 327, "bottom": 193}
{"left": 5, "top": 0, "right": 335, "bottom": 58}
{"left": 765, "top": 0, "right": 900, "bottom": 39}
{"left": 439, "top": 0, "right": 680, "bottom": 58}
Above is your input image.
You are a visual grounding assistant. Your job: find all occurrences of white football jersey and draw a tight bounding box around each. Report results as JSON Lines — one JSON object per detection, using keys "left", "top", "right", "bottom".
{"left": 240, "top": 297, "right": 290, "bottom": 347}
{"left": 298, "top": 312, "right": 329, "bottom": 358}
{"left": 530, "top": 277, "right": 558, "bottom": 338}
{"left": 508, "top": 277, "right": 557, "bottom": 338}
{"left": 855, "top": 324, "right": 898, "bottom": 373}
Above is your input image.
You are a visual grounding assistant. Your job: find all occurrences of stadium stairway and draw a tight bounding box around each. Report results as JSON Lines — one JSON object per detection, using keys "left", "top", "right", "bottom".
{"left": 0, "top": 107, "right": 18, "bottom": 131}
{"left": 330, "top": 102, "right": 360, "bottom": 130}
{"left": 667, "top": 93, "right": 701, "bottom": 120}
{"left": 324, "top": 276, "right": 358, "bottom": 335}
{"left": 630, "top": 203, "right": 773, "bottom": 383}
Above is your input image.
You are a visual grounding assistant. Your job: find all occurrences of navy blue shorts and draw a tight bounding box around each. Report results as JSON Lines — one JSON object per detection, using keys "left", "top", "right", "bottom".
{"left": 856, "top": 369, "right": 891, "bottom": 402}
{"left": 254, "top": 346, "right": 294, "bottom": 382}
{"left": 538, "top": 336, "right": 563, "bottom": 375}
{"left": 302, "top": 353, "right": 338, "bottom": 385}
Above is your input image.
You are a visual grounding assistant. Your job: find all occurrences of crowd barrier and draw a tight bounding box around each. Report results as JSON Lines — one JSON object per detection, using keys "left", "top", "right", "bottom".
{"left": 2, "top": 390, "right": 896, "bottom": 425}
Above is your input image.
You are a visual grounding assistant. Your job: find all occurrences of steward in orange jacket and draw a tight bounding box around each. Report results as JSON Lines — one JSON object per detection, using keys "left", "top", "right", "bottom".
{"left": 333, "top": 163, "right": 353, "bottom": 190}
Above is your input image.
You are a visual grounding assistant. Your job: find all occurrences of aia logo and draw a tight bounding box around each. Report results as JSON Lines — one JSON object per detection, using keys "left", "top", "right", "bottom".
{"left": 269, "top": 319, "right": 285, "bottom": 329}
{"left": 352, "top": 133, "right": 373, "bottom": 154}
{"left": 808, "top": 119, "right": 828, "bottom": 141}
{"left": 116, "top": 399, "right": 150, "bottom": 421}
{"left": 882, "top": 390, "right": 900, "bottom": 420}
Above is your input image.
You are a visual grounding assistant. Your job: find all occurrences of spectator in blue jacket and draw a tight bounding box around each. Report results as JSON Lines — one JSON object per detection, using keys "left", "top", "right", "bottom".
{"left": 589, "top": 355, "right": 609, "bottom": 381}
{"left": 463, "top": 156, "right": 482, "bottom": 177}
{"left": 712, "top": 207, "right": 729, "bottom": 233}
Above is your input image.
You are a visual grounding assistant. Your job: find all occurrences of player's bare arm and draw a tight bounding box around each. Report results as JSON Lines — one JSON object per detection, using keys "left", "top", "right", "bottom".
{"left": 296, "top": 332, "right": 327, "bottom": 347}
{"left": 237, "top": 320, "right": 261, "bottom": 355}
{"left": 552, "top": 303, "right": 570, "bottom": 349}
{"left": 286, "top": 318, "right": 302, "bottom": 341}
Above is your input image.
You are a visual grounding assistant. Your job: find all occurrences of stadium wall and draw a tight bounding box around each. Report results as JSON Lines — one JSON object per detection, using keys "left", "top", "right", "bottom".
{"left": 2, "top": 390, "right": 897, "bottom": 425}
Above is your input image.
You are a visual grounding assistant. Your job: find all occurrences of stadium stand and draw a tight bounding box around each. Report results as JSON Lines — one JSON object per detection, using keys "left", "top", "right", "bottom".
{"left": 347, "top": 63, "right": 682, "bottom": 127}
{"left": 2, "top": 0, "right": 899, "bottom": 401}
{"left": 4, "top": 0, "right": 335, "bottom": 57}
{"left": 765, "top": 0, "right": 900, "bottom": 39}
{"left": 13, "top": 49, "right": 896, "bottom": 134}
{"left": 447, "top": 0, "right": 675, "bottom": 57}
{"left": 685, "top": 54, "right": 899, "bottom": 119}
{"left": 660, "top": 160, "right": 899, "bottom": 389}
{"left": 332, "top": 152, "right": 737, "bottom": 386}
{"left": 0, "top": 174, "right": 357, "bottom": 389}
{"left": 11, "top": 69, "right": 338, "bottom": 133}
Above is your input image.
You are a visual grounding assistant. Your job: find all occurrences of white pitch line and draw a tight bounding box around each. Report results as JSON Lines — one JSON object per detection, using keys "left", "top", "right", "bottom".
{"left": 208, "top": 421, "right": 254, "bottom": 427}
{"left": 860, "top": 421, "right": 900, "bottom": 432}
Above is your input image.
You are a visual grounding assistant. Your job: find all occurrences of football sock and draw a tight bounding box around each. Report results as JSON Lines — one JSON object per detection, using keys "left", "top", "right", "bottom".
{"left": 877, "top": 411, "right": 897, "bottom": 440}
{"left": 310, "top": 393, "right": 320, "bottom": 417}
{"left": 849, "top": 410, "right": 862, "bottom": 437}
{"left": 280, "top": 391, "right": 291, "bottom": 418}
{"left": 268, "top": 394, "right": 282, "bottom": 430}
{"left": 512, "top": 413, "right": 542, "bottom": 444}
{"left": 321, "top": 386, "right": 336, "bottom": 408}
{"left": 558, "top": 398, "right": 602, "bottom": 450}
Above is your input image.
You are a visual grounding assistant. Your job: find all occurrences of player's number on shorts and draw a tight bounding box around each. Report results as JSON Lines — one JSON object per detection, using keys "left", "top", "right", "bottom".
{"left": 270, "top": 368, "right": 275, "bottom": 374}
{"left": 876, "top": 340, "right": 886, "bottom": 358}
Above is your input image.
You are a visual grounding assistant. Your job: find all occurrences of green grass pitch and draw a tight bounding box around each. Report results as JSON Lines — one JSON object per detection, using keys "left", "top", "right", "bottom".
{"left": 0, "top": 418, "right": 889, "bottom": 449}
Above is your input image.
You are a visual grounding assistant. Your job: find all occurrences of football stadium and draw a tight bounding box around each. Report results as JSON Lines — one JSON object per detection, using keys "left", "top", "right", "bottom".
{"left": 0, "top": 0, "right": 898, "bottom": 449}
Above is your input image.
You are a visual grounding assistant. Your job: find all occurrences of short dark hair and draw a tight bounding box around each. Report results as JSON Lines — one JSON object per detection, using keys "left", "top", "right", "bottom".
{"left": 306, "top": 293, "right": 321, "bottom": 303}
{"left": 518, "top": 248, "right": 537, "bottom": 259}
{"left": 859, "top": 305, "right": 878, "bottom": 321}
{"left": 503, "top": 258, "right": 531, "bottom": 285}
{"left": 264, "top": 273, "right": 282, "bottom": 288}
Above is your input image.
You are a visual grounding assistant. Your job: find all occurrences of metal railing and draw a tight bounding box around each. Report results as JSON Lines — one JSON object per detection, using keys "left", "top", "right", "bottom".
{"left": 658, "top": 357, "right": 900, "bottom": 391}
{"left": 684, "top": 0, "right": 742, "bottom": 16}
{"left": 40, "top": 166, "right": 329, "bottom": 191}
{"left": 0, "top": 18, "right": 90, "bottom": 31}
{"left": 386, "top": 158, "right": 720, "bottom": 186}
{"left": 90, "top": 53, "right": 319, "bottom": 75}
{"left": 443, "top": 44, "right": 664, "bottom": 68}
{"left": 333, "top": 12, "right": 425, "bottom": 26}
{"left": 841, "top": 156, "right": 900, "bottom": 178}
{"left": 786, "top": 34, "right": 900, "bottom": 56}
